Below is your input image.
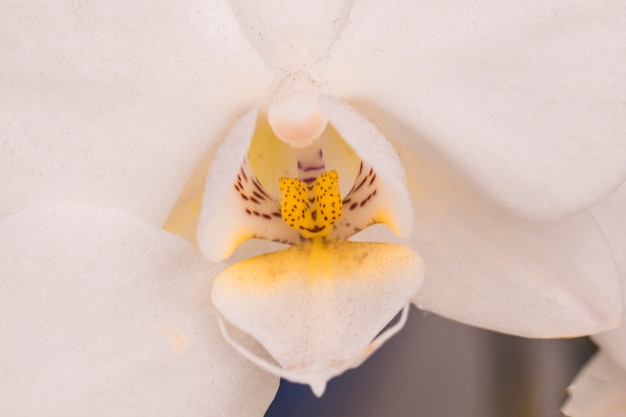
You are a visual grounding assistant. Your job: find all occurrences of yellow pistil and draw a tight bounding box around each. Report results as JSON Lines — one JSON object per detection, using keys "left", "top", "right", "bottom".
{"left": 278, "top": 170, "right": 343, "bottom": 238}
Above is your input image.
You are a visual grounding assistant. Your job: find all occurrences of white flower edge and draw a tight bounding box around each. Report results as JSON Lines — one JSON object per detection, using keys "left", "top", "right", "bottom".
{"left": 0, "top": 202, "right": 278, "bottom": 417}
{"left": 562, "top": 181, "right": 626, "bottom": 416}
{"left": 351, "top": 107, "right": 622, "bottom": 338}
{"left": 591, "top": 181, "right": 626, "bottom": 368}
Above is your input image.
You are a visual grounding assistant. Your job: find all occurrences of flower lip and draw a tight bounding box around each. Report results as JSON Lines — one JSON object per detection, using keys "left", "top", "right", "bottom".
{"left": 216, "top": 303, "right": 412, "bottom": 397}
{"left": 211, "top": 240, "right": 424, "bottom": 397}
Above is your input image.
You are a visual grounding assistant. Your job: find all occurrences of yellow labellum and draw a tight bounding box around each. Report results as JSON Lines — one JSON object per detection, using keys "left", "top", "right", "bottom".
{"left": 279, "top": 170, "right": 343, "bottom": 238}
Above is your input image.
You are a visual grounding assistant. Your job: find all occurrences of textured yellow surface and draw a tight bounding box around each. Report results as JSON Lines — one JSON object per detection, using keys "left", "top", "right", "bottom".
{"left": 279, "top": 170, "right": 342, "bottom": 238}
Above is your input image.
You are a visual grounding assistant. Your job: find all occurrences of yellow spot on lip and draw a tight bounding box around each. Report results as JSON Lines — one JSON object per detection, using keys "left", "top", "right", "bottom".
{"left": 278, "top": 170, "right": 343, "bottom": 238}
{"left": 213, "top": 240, "right": 422, "bottom": 289}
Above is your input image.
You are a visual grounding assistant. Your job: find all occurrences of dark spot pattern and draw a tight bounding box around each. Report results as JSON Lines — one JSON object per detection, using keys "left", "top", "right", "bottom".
{"left": 230, "top": 158, "right": 300, "bottom": 245}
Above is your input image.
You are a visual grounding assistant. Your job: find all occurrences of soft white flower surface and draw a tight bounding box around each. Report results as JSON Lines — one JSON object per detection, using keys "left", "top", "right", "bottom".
{"left": 0, "top": 0, "right": 271, "bottom": 224}
{"left": 0, "top": 203, "right": 278, "bottom": 416}
{"left": 2, "top": 0, "right": 626, "bottom": 410}
{"left": 563, "top": 182, "right": 626, "bottom": 416}
{"left": 384, "top": 111, "right": 622, "bottom": 337}
{"left": 322, "top": 1, "right": 626, "bottom": 220}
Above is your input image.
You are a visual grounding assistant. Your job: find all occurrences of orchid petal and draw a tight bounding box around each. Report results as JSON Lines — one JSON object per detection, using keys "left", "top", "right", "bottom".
{"left": 562, "top": 353, "right": 626, "bottom": 417}
{"left": 320, "top": 97, "right": 414, "bottom": 238}
{"left": 197, "top": 108, "right": 300, "bottom": 261}
{"left": 325, "top": 1, "right": 626, "bottom": 219}
{"left": 352, "top": 109, "right": 622, "bottom": 337}
{"left": 407, "top": 152, "right": 622, "bottom": 337}
{"left": 228, "top": 0, "right": 353, "bottom": 70}
{"left": 406, "top": 154, "right": 622, "bottom": 337}
{"left": 591, "top": 182, "right": 626, "bottom": 369}
{"left": 212, "top": 240, "right": 423, "bottom": 395}
{"left": 0, "top": 0, "right": 271, "bottom": 224}
{"left": 198, "top": 107, "right": 257, "bottom": 262}
{"left": 0, "top": 203, "right": 278, "bottom": 416}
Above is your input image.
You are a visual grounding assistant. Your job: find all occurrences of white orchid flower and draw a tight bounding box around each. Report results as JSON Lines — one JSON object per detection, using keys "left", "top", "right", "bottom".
{"left": 563, "top": 182, "right": 626, "bottom": 417}
{"left": 2, "top": 0, "right": 626, "bottom": 414}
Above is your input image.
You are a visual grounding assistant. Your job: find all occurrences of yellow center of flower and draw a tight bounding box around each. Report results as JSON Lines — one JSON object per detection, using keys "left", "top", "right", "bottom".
{"left": 278, "top": 170, "right": 343, "bottom": 238}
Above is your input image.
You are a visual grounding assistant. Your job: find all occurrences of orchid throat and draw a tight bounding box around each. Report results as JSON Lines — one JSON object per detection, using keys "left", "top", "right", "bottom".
{"left": 199, "top": 99, "right": 423, "bottom": 396}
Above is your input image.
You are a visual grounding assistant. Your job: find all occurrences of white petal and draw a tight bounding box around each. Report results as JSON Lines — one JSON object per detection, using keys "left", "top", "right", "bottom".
{"left": 324, "top": 1, "right": 626, "bottom": 219}
{"left": 197, "top": 107, "right": 298, "bottom": 261}
{"left": 0, "top": 0, "right": 272, "bottom": 224}
{"left": 320, "top": 97, "right": 414, "bottom": 237}
{"left": 591, "top": 182, "right": 626, "bottom": 369}
{"left": 562, "top": 353, "right": 626, "bottom": 417}
{"left": 228, "top": 0, "right": 352, "bottom": 70}
{"left": 353, "top": 111, "right": 622, "bottom": 337}
{"left": 212, "top": 240, "right": 423, "bottom": 394}
{"left": 407, "top": 153, "right": 622, "bottom": 337}
{"left": 0, "top": 203, "right": 278, "bottom": 416}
